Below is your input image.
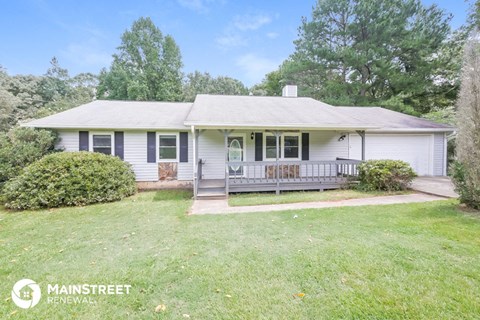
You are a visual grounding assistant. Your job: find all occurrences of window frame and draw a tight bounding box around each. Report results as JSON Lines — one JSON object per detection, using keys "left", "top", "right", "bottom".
{"left": 283, "top": 133, "right": 301, "bottom": 159}
{"left": 89, "top": 131, "right": 114, "bottom": 155}
{"left": 263, "top": 132, "right": 302, "bottom": 161}
{"left": 157, "top": 132, "right": 179, "bottom": 162}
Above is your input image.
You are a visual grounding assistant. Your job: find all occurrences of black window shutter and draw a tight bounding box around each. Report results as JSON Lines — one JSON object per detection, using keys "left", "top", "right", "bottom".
{"left": 179, "top": 132, "right": 188, "bottom": 163}
{"left": 79, "top": 131, "right": 89, "bottom": 151}
{"left": 114, "top": 131, "right": 124, "bottom": 160}
{"left": 147, "top": 132, "right": 156, "bottom": 163}
{"left": 255, "top": 132, "right": 263, "bottom": 161}
{"left": 302, "top": 132, "right": 309, "bottom": 160}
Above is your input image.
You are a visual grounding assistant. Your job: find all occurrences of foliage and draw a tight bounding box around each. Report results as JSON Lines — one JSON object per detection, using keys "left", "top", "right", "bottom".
{"left": 358, "top": 160, "right": 416, "bottom": 191}
{"left": 3, "top": 152, "right": 136, "bottom": 210}
{"left": 467, "top": 0, "right": 480, "bottom": 31}
{"left": 0, "top": 127, "right": 58, "bottom": 189}
{"left": 183, "top": 71, "right": 248, "bottom": 102}
{"left": 0, "top": 68, "right": 21, "bottom": 131}
{"left": 0, "top": 58, "right": 97, "bottom": 131}
{"left": 97, "top": 17, "right": 184, "bottom": 101}
{"left": 453, "top": 31, "right": 480, "bottom": 209}
{"left": 422, "top": 106, "right": 456, "bottom": 125}
{"left": 451, "top": 161, "right": 480, "bottom": 209}
{"left": 251, "top": 70, "right": 284, "bottom": 96}
{"left": 282, "top": 0, "right": 455, "bottom": 113}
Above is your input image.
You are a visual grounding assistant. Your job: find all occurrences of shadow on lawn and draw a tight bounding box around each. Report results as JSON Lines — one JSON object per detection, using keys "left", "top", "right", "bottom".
{"left": 152, "top": 189, "right": 193, "bottom": 201}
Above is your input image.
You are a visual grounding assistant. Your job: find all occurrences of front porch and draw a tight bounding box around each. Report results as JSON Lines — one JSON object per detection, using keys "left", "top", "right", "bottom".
{"left": 196, "top": 159, "right": 362, "bottom": 199}
{"left": 192, "top": 128, "right": 366, "bottom": 199}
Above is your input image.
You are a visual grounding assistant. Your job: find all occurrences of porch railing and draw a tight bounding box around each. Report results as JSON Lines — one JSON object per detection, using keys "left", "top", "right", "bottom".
{"left": 225, "top": 159, "right": 361, "bottom": 193}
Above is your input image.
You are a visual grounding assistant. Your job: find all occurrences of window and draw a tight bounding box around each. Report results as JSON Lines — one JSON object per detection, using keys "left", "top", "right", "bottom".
{"left": 284, "top": 135, "right": 299, "bottom": 158}
{"left": 264, "top": 133, "right": 301, "bottom": 160}
{"left": 159, "top": 134, "right": 177, "bottom": 160}
{"left": 92, "top": 134, "right": 112, "bottom": 155}
{"left": 265, "top": 135, "right": 278, "bottom": 159}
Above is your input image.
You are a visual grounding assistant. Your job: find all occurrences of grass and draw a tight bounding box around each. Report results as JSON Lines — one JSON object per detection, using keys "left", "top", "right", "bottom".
{"left": 229, "top": 189, "right": 410, "bottom": 206}
{"left": 2, "top": 191, "right": 480, "bottom": 319}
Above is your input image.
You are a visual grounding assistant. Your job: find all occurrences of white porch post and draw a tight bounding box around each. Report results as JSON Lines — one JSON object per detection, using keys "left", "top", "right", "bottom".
{"left": 274, "top": 131, "right": 282, "bottom": 195}
{"left": 356, "top": 130, "right": 366, "bottom": 161}
{"left": 191, "top": 126, "right": 197, "bottom": 199}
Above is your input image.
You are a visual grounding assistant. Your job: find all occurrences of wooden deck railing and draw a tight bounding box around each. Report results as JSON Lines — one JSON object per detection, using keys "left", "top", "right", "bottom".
{"left": 225, "top": 160, "right": 361, "bottom": 193}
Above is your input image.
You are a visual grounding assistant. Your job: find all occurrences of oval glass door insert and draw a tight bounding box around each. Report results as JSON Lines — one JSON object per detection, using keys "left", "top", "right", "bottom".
{"left": 229, "top": 139, "right": 242, "bottom": 172}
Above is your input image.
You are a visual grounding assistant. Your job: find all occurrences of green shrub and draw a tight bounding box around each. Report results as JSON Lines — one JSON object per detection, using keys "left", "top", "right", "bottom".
{"left": 0, "top": 127, "right": 58, "bottom": 189}
{"left": 3, "top": 152, "right": 136, "bottom": 210}
{"left": 451, "top": 161, "right": 480, "bottom": 209}
{"left": 358, "top": 160, "right": 416, "bottom": 191}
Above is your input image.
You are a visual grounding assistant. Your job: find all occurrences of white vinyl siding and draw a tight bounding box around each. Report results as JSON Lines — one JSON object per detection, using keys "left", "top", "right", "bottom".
{"left": 309, "top": 131, "right": 349, "bottom": 160}
{"left": 433, "top": 133, "right": 446, "bottom": 176}
{"left": 198, "top": 130, "right": 225, "bottom": 179}
{"left": 178, "top": 132, "right": 193, "bottom": 181}
{"left": 55, "top": 130, "right": 79, "bottom": 151}
{"left": 124, "top": 131, "right": 159, "bottom": 181}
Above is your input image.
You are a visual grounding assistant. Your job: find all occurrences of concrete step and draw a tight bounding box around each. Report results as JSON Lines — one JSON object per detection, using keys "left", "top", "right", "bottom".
{"left": 196, "top": 194, "right": 228, "bottom": 200}
{"left": 197, "top": 187, "right": 227, "bottom": 200}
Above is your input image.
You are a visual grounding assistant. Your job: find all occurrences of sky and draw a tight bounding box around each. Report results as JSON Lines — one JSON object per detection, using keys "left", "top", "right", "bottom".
{"left": 0, "top": 0, "right": 472, "bottom": 87}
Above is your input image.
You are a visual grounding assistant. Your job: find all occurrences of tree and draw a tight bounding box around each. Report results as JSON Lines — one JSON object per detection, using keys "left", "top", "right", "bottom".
{"left": 0, "top": 67, "right": 20, "bottom": 131}
{"left": 183, "top": 71, "right": 248, "bottom": 102}
{"left": 468, "top": 0, "right": 480, "bottom": 30}
{"left": 40, "top": 57, "right": 71, "bottom": 102}
{"left": 97, "top": 17, "right": 184, "bottom": 101}
{"left": 36, "top": 59, "right": 97, "bottom": 118}
{"left": 285, "top": 0, "right": 452, "bottom": 113}
{"left": 0, "top": 59, "right": 97, "bottom": 130}
{"left": 452, "top": 32, "right": 480, "bottom": 209}
{"left": 251, "top": 70, "right": 283, "bottom": 96}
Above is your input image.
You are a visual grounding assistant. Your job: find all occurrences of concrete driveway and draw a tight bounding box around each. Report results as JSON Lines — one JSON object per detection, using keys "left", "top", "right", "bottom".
{"left": 411, "top": 177, "right": 458, "bottom": 198}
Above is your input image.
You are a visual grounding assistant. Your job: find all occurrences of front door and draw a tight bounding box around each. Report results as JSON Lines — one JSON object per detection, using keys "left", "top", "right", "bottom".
{"left": 228, "top": 136, "right": 244, "bottom": 176}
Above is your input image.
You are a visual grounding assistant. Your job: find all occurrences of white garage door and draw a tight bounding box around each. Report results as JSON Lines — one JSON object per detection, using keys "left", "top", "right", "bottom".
{"left": 349, "top": 134, "right": 433, "bottom": 176}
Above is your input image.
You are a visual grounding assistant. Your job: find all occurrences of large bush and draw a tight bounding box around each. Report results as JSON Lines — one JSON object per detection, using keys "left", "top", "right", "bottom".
{"left": 358, "top": 160, "right": 416, "bottom": 191}
{"left": 3, "top": 152, "right": 136, "bottom": 210}
{"left": 451, "top": 161, "right": 480, "bottom": 210}
{"left": 0, "top": 127, "right": 58, "bottom": 189}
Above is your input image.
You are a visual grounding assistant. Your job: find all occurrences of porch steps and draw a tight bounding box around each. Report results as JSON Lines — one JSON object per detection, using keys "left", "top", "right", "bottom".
{"left": 197, "top": 179, "right": 227, "bottom": 199}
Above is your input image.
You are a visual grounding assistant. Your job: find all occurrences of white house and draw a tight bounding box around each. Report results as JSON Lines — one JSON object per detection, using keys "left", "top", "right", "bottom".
{"left": 24, "top": 86, "right": 454, "bottom": 199}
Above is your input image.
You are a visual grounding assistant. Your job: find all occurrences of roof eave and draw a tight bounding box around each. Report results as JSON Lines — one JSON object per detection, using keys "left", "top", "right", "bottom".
{"left": 368, "top": 128, "right": 456, "bottom": 133}
{"left": 21, "top": 123, "right": 189, "bottom": 130}
{"left": 184, "top": 122, "right": 379, "bottom": 131}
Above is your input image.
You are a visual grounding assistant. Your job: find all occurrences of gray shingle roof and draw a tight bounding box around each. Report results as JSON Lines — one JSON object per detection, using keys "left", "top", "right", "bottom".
{"left": 184, "top": 94, "right": 378, "bottom": 130}
{"left": 336, "top": 107, "right": 454, "bottom": 131}
{"left": 23, "top": 100, "right": 192, "bottom": 129}
{"left": 23, "top": 95, "right": 454, "bottom": 132}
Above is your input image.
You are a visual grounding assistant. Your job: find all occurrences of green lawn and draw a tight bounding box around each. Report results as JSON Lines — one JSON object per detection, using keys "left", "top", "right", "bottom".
{"left": 2, "top": 191, "right": 480, "bottom": 319}
{"left": 229, "top": 189, "right": 410, "bottom": 206}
